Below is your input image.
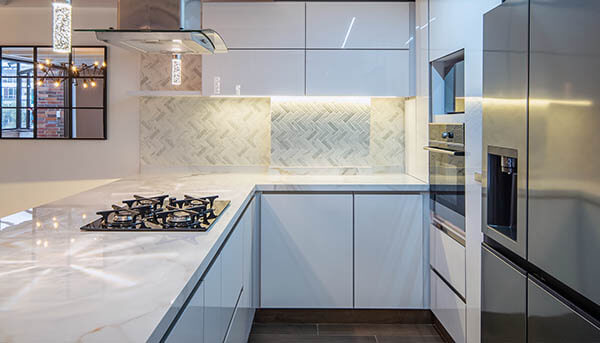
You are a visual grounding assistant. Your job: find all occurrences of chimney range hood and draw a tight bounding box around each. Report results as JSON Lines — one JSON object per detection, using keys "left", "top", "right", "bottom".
{"left": 75, "top": 0, "right": 227, "bottom": 55}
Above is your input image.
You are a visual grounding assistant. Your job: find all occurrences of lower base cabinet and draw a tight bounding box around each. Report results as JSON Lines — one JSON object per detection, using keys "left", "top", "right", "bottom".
{"left": 164, "top": 283, "right": 205, "bottom": 343}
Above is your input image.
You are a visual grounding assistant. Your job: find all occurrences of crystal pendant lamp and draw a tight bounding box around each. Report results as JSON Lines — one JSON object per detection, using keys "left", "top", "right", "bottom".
{"left": 172, "top": 54, "right": 182, "bottom": 86}
{"left": 52, "top": 0, "right": 72, "bottom": 53}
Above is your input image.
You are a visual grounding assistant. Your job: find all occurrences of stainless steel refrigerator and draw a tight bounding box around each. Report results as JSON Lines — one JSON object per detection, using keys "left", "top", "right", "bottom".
{"left": 482, "top": 0, "right": 600, "bottom": 341}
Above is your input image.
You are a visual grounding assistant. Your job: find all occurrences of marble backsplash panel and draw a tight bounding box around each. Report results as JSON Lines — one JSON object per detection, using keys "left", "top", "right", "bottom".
{"left": 140, "top": 97, "right": 271, "bottom": 167}
{"left": 140, "top": 97, "right": 405, "bottom": 171}
{"left": 270, "top": 98, "right": 371, "bottom": 167}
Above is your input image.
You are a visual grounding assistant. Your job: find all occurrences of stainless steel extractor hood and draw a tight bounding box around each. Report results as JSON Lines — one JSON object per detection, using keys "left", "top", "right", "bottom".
{"left": 75, "top": 0, "right": 227, "bottom": 54}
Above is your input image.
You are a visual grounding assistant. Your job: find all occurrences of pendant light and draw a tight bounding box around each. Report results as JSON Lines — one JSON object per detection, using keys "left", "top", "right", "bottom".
{"left": 52, "top": 0, "right": 72, "bottom": 53}
{"left": 172, "top": 54, "right": 182, "bottom": 86}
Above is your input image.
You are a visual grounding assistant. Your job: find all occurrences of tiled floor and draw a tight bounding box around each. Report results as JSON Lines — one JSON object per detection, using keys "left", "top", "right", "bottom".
{"left": 248, "top": 323, "right": 445, "bottom": 343}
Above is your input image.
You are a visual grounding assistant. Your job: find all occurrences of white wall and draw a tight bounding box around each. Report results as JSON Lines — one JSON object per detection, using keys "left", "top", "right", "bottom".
{"left": 0, "top": 6, "right": 139, "bottom": 214}
{"left": 426, "top": 1, "right": 501, "bottom": 342}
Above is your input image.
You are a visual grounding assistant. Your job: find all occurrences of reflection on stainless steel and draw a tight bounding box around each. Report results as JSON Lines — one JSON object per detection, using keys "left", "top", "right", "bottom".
{"left": 482, "top": 0, "right": 600, "bottom": 340}
{"left": 423, "top": 146, "right": 465, "bottom": 156}
{"left": 481, "top": 0, "right": 528, "bottom": 259}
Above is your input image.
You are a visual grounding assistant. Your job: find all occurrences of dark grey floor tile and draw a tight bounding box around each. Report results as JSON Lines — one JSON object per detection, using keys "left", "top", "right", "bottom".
{"left": 249, "top": 334, "right": 377, "bottom": 343}
{"left": 376, "top": 336, "right": 445, "bottom": 343}
{"left": 250, "top": 323, "right": 318, "bottom": 336}
{"left": 319, "top": 324, "right": 439, "bottom": 337}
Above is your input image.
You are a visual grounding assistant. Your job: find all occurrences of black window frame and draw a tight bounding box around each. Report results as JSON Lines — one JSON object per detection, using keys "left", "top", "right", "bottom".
{"left": 0, "top": 45, "right": 108, "bottom": 140}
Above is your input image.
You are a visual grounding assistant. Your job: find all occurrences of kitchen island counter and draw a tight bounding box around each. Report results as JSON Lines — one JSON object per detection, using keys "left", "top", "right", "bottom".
{"left": 0, "top": 173, "right": 427, "bottom": 343}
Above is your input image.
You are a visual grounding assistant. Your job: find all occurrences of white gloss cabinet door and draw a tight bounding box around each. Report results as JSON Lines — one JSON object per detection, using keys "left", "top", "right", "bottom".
{"left": 204, "top": 255, "right": 223, "bottom": 343}
{"left": 164, "top": 283, "right": 205, "bottom": 343}
{"left": 306, "top": 50, "right": 409, "bottom": 96}
{"left": 354, "top": 194, "right": 424, "bottom": 309}
{"left": 203, "top": 2, "right": 305, "bottom": 48}
{"left": 306, "top": 2, "right": 410, "bottom": 49}
{"left": 202, "top": 50, "right": 305, "bottom": 96}
{"left": 240, "top": 198, "right": 256, "bottom": 340}
{"left": 221, "top": 223, "right": 244, "bottom": 332}
{"left": 431, "top": 270, "right": 466, "bottom": 343}
{"left": 261, "top": 193, "right": 354, "bottom": 308}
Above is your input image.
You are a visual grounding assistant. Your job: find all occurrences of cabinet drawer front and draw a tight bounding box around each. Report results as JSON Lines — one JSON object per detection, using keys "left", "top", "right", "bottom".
{"left": 203, "top": 2, "right": 305, "bottom": 49}
{"left": 431, "top": 270, "right": 466, "bottom": 343}
{"left": 306, "top": 2, "right": 410, "bottom": 49}
{"left": 430, "top": 224, "right": 466, "bottom": 297}
{"left": 306, "top": 50, "right": 409, "bottom": 96}
{"left": 202, "top": 50, "right": 305, "bottom": 96}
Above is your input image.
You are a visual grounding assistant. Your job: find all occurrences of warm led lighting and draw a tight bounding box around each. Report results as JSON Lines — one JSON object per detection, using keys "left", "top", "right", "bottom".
{"left": 171, "top": 54, "right": 182, "bottom": 86}
{"left": 82, "top": 214, "right": 87, "bottom": 219}
{"left": 36, "top": 221, "right": 41, "bottom": 228}
{"left": 102, "top": 61, "right": 106, "bottom": 68}
{"left": 53, "top": 222, "right": 59, "bottom": 229}
{"left": 38, "top": 63, "right": 45, "bottom": 70}
{"left": 53, "top": 80, "right": 61, "bottom": 88}
{"left": 71, "top": 65, "right": 77, "bottom": 72}
{"left": 36, "top": 80, "right": 43, "bottom": 86}
{"left": 45, "top": 59, "right": 51, "bottom": 65}
{"left": 52, "top": 1, "right": 72, "bottom": 53}
{"left": 90, "top": 80, "right": 96, "bottom": 87}
{"left": 83, "top": 81, "right": 89, "bottom": 89}
{"left": 271, "top": 96, "right": 372, "bottom": 105}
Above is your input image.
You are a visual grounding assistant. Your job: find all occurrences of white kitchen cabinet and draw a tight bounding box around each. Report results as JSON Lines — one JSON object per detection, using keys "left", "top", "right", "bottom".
{"left": 221, "top": 221, "right": 244, "bottom": 333}
{"left": 430, "top": 224, "right": 466, "bottom": 298}
{"left": 306, "top": 50, "right": 409, "bottom": 96}
{"left": 203, "top": 2, "right": 305, "bottom": 49}
{"left": 204, "top": 255, "right": 223, "bottom": 343}
{"left": 164, "top": 283, "right": 205, "bottom": 343}
{"left": 306, "top": 2, "right": 410, "bottom": 49}
{"left": 202, "top": 50, "right": 305, "bottom": 96}
{"left": 431, "top": 270, "right": 466, "bottom": 343}
{"left": 261, "top": 193, "right": 354, "bottom": 308}
{"left": 354, "top": 194, "right": 424, "bottom": 309}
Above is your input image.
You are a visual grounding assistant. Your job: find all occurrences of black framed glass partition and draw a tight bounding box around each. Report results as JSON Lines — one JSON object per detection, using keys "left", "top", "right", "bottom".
{"left": 0, "top": 46, "right": 107, "bottom": 139}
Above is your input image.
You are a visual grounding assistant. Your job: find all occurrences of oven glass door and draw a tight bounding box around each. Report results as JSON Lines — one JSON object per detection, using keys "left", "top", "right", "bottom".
{"left": 430, "top": 149, "right": 466, "bottom": 231}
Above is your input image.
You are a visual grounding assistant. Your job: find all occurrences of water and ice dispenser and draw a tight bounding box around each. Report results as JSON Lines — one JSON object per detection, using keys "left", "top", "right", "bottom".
{"left": 486, "top": 146, "right": 519, "bottom": 241}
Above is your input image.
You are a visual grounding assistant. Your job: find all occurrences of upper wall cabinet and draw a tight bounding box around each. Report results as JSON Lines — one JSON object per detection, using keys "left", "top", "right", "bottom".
{"left": 306, "top": 50, "right": 409, "bottom": 96}
{"left": 202, "top": 50, "right": 305, "bottom": 96}
{"left": 306, "top": 2, "right": 411, "bottom": 49}
{"left": 203, "top": 2, "right": 305, "bottom": 49}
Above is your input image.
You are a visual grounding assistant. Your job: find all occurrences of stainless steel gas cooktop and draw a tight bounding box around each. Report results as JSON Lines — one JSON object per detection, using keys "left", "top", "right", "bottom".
{"left": 81, "top": 194, "right": 230, "bottom": 232}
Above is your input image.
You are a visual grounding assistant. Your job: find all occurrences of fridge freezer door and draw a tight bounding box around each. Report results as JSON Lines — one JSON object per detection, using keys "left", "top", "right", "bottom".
{"left": 481, "top": 0, "right": 529, "bottom": 259}
{"left": 528, "top": 0, "right": 600, "bottom": 307}
{"left": 481, "top": 245, "right": 527, "bottom": 343}
{"left": 528, "top": 277, "right": 600, "bottom": 342}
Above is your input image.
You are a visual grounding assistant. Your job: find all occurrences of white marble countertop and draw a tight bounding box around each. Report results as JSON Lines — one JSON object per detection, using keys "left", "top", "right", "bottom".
{"left": 0, "top": 173, "right": 427, "bottom": 343}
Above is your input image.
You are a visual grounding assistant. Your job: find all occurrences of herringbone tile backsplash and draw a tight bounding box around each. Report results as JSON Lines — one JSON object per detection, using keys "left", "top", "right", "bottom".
{"left": 140, "top": 97, "right": 405, "bottom": 171}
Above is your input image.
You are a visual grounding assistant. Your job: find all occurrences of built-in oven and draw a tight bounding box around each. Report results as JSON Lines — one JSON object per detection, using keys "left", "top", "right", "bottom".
{"left": 425, "top": 123, "right": 466, "bottom": 233}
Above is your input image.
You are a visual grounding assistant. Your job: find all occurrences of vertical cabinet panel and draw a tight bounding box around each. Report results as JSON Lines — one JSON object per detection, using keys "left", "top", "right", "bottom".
{"left": 203, "top": 2, "right": 305, "bottom": 49}
{"left": 164, "top": 283, "right": 205, "bottom": 343}
{"left": 204, "top": 255, "right": 224, "bottom": 343}
{"left": 306, "top": 50, "right": 409, "bottom": 96}
{"left": 241, "top": 198, "right": 256, "bottom": 339}
{"left": 431, "top": 270, "right": 466, "bottom": 343}
{"left": 354, "top": 194, "right": 424, "bottom": 308}
{"left": 261, "top": 193, "right": 354, "bottom": 308}
{"left": 306, "top": 2, "right": 410, "bottom": 49}
{"left": 202, "top": 50, "right": 305, "bottom": 96}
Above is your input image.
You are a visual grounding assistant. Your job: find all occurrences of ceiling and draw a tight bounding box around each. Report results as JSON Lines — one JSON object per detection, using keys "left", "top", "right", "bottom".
{"left": 0, "top": 0, "right": 117, "bottom": 7}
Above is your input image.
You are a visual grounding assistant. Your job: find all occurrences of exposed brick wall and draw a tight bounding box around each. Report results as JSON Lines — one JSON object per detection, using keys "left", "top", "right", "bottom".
{"left": 37, "top": 82, "right": 67, "bottom": 138}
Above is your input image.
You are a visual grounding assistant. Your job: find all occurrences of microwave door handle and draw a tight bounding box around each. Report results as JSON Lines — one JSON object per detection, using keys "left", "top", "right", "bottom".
{"left": 423, "top": 146, "right": 465, "bottom": 156}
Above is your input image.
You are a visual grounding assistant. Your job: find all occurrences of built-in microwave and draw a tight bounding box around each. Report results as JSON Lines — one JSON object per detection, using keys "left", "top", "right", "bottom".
{"left": 425, "top": 123, "right": 466, "bottom": 233}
